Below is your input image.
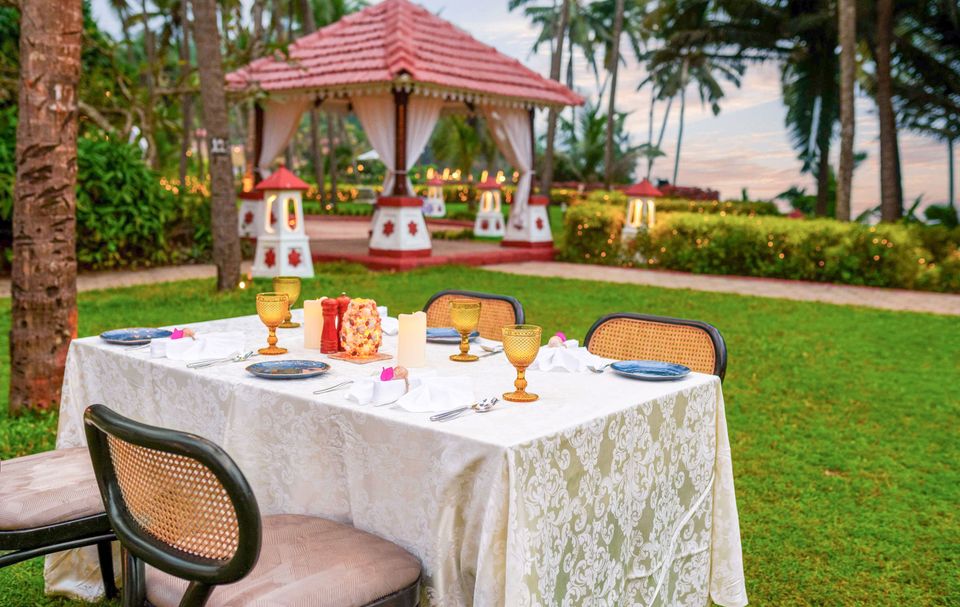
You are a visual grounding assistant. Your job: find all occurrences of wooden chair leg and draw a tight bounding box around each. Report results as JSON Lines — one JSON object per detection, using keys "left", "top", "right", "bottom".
{"left": 122, "top": 548, "right": 146, "bottom": 606}
{"left": 96, "top": 540, "right": 118, "bottom": 599}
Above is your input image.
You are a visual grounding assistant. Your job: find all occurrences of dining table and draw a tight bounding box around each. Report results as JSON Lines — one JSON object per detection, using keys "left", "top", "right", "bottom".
{"left": 46, "top": 309, "right": 748, "bottom": 607}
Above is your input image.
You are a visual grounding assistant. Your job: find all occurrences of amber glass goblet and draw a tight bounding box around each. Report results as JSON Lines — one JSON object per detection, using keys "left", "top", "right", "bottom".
{"left": 272, "top": 276, "right": 301, "bottom": 328}
{"left": 449, "top": 300, "right": 481, "bottom": 362}
{"left": 256, "top": 292, "right": 289, "bottom": 355}
{"left": 501, "top": 324, "right": 542, "bottom": 402}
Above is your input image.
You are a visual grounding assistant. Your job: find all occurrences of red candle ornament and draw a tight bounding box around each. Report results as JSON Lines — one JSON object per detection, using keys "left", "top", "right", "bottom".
{"left": 321, "top": 298, "right": 340, "bottom": 353}
{"left": 336, "top": 292, "right": 351, "bottom": 352}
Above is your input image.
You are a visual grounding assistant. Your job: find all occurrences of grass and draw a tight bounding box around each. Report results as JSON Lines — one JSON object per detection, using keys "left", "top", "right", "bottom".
{"left": 1, "top": 262, "right": 958, "bottom": 605}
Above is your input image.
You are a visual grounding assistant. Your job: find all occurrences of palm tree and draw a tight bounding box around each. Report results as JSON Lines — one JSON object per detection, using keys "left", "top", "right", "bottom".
{"left": 603, "top": 0, "right": 625, "bottom": 189}
{"left": 10, "top": 0, "right": 82, "bottom": 413}
{"left": 875, "top": 0, "right": 901, "bottom": 221}
{"left": 836, "top": 0, "right": 856, "bottom": 221}
{"left": 431, "top": 115, "right": 497, "bottom": 175}
{"left": 558, "top": 100, "right": 641, "bottom": 183}
{"left": 510, "top": 0, "right": 572, "bottom": 196}
{"left": 190, "top": 0, "right": 241, "bottom": 290}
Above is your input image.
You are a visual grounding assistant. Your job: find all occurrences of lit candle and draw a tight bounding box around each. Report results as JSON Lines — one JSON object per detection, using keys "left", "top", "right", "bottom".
{"left": 397, "top": 311, "right": 427, "bottom": 367}
{"left": 303, "top": 297, "right": 326, "bottom": 349}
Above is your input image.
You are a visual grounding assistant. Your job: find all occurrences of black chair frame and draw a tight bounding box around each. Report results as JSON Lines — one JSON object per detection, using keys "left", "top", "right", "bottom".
{"left": 422, "top": 289, "right": 525, "bottom": 323}
{"left": 84, "top": 404, "right": 262, "bottom": 607}
{"left": 0, "top": 476, "right": 117, "bottom": 598}
{"left": 583, "top": 312, "right": 728, "bottom": 381}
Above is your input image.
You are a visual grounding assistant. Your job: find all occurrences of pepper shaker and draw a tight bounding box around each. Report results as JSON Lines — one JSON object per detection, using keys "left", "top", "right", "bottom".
{"left": 336, "top": 292, "right": 351, "bottom": 352}
{"left": 321, "top": 298, "right": 340, "bottom": 353}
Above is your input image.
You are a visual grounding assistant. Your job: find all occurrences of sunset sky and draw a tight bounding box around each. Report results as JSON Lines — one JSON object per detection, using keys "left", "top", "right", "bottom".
{"left": 91, "top": 0, "right": 954, "bottom": 216}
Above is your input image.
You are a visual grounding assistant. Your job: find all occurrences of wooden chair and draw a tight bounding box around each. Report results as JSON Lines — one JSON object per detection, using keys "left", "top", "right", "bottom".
{"left": 584, "top": 312, "right": 728, "bottom": 380}
{"left": 423, "top": 290, "right": 524, "bottom": 341}
{"left": 83, "top": 405, "right": 421, "bottom": 607}
{"left": 0, "top": 449, "right": 117, "bottom": 599}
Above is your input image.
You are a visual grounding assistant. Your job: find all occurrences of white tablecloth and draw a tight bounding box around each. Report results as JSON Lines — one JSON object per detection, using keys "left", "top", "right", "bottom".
{"left": 47, "top": 311, "right": 747, "bottom": 607}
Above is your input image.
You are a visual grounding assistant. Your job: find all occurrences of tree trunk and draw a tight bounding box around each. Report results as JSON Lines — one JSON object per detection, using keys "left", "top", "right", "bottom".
{"left": 298, "top": 0, "right": 325, "bottom": 195}
{"left": 245, "top": 0, "right": 266, "bottom": 182}
{"left": 836, "top": 0, "right": 855, "bottom": 221}
{"left": 178, "top": 0, "right": 193, "bottom": 189}
{"left": 876, "top": 0, "right": 901, "bottom": 222}
{"left": 540, "top": 0, "right": 571, "bottom": 197}
{"left": 191, "top": 0, "right": 241, "bottom": 290}
{"left": 603, "top": 0, "right": 624, "bottom": 189}
{"left": 10, "top": 0, "right": 82, "bottom": 413}
{"left": 648, "top": 93, "right": 673, "bottom": 179}
{"left": 815, "top": 140, "right": 831, "bottom": 216}
{"left": 327, "top": 112, "right": 338, "bottom": 205}
{"left": 672, "top": 85, "right": 686, "bottom": 185}
{"left": 141, "top": 0, "right": 158, "bottom": 169}
{"left": 949, "top": 139, "right": 956, "bottom": 220}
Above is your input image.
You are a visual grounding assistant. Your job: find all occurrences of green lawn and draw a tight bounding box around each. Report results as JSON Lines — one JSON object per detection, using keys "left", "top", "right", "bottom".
{"left": 2, "top": 263, "right": 958, "bottom": 605}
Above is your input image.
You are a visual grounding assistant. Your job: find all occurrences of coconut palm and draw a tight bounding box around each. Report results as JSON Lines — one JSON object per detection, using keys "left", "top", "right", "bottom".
{"left": 875, "top": 0, "right": 901, "bottom": 221}
{"left": 10, "top": 0, "right": 83, "bottom": 412}
{"left": 431, "top": 115, "right": 498, "bottom": 176}
{"left": 836, "top": 0, "right": 856, "bottom": 221}
{"left": 557, "top": 100, "right": 641, "bottom": 183}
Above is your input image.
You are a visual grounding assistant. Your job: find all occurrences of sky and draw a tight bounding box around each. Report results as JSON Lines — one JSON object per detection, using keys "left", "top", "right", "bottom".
{"left": 89, "top": 0, "right": 954, "bottom": 216}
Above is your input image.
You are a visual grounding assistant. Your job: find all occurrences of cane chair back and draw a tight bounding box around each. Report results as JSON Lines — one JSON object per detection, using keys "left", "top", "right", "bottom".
{"left": 584, "top": 313, "right": 727, "bottom": 380}
{"left": 423, "top": 290, "right": 524, "bottom": 341}
{"left": 84, "top": 405, "right": 262, "bottom": 589}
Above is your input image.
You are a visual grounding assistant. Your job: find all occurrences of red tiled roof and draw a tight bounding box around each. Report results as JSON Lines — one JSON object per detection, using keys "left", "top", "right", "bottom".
{"left": 625, "top": 179, "right": 663, "bottom": 198}
{"left": 255, "top": 166, "right": 310, "bottom": 191}
{"left": 226, "top": 0, "right": 583, "bottom": 107}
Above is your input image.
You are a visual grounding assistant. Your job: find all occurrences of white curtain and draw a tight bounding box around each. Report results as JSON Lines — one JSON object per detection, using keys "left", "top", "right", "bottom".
{"left": 483, "top": 105, "right": 533, "bottom": 228}
{"left": 404, "top": 96, "right": 444, "bottom": 194}
{"left": 352, "top": 94, "right": 398, "bottom": 194}
{"left": 258, "top": 97, "right": 311, "bottom": 174}
{"left": 353, "top": 94, "right": 443, "bottom": 196}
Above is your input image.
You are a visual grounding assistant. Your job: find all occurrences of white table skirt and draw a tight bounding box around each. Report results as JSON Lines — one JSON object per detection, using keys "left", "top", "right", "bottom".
{"left": 47, "top": 311, "right": 747, "bottom": 607}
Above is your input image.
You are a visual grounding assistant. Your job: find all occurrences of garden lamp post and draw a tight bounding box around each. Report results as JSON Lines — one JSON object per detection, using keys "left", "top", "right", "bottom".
{"left": 622, "top": 178, "right": 662, "bottom": 240}
{"left": 474, "top": 177, "right": 505, "bottom": 237}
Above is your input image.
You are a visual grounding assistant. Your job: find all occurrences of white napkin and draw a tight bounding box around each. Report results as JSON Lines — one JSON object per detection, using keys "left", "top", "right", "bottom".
{"left": 395, "top": 376, "right": 475, "bottom": 413}
{"left": 381, "top": 316, "right": 400, "bottom": 336}
{"left": 164, "top": 332, "right": 246, "bottom": 362}
{"left": 530, "top": 342, "right": 600, "bottom": 373}
{"left": 346, "top": 369, "right": 437, "bottom": 406}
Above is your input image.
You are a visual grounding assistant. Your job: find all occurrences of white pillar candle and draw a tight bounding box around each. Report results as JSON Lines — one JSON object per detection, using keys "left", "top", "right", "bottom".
{"left": 397, "top": 311, "right": 427, "bottom": 367}
{"left": 303, "top": 297, "right": 326, "bottom": 349}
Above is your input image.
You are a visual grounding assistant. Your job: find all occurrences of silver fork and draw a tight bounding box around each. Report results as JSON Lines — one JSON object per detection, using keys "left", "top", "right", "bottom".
{"left": 188, "top": 351, "right": 255, "bottom": 369}
{"left": 313, "top": 380, "right": 354, "bottom": 395}
{"left": 587, "top": 362, "right": 614, "bottom": 374}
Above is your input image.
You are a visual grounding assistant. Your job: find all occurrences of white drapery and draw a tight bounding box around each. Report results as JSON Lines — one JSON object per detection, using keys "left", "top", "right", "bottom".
{"left": 483, "top": 105, "right": 533, "bottom": 228}
{"left": 258, "top": 97, "right": 311, "bottom": 175}
{"left": 353, "top": 94, "right": 443, "bottom": 196}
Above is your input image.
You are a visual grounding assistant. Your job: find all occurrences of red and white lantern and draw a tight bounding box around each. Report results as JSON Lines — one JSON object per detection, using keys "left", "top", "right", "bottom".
{"left": 422, "top": 177, "right": 446, "bottom": 218}
{"left": 237, "top": 189, "right": 263, "bottom": 239}
{"left": 474, "top": 178, "right": 505, "bottom": 238}
{"left": 251, "top": 167, "right": 315, "bottom": 278}
{"left": 622, "top": 178, "right": 662, "bottom": 240}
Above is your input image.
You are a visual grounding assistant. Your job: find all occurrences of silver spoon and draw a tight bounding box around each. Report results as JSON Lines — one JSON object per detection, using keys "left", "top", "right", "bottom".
{"left": 477, "top": 343, "right": 504, "bottom": 357}
{"left": 188, "top": 351, "right": 256, "bottom": 369}
{"left": 587, "top": 362, "right": 614, "bottom": 374}
{"left": 430, "top": 397, "right": 499, "bottom": 422}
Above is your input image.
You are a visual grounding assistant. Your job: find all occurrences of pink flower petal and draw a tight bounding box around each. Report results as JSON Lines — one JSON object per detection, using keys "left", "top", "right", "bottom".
{"left": 380, "top": 367, "right": 394, "bottom": 381}
{"left": 170, "top": 328, "right": 185, "bottom": 340}
{"left": 555, "top": 331, "right": 567, "bottom": 342}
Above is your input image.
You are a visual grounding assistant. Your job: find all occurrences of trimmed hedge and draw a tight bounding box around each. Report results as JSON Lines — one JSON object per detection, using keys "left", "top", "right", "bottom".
{"left": 581, "top": 190, "right": 780, "bottom": 216}
{"left": 560, "top": 208, "right": 960, "bottom": 292}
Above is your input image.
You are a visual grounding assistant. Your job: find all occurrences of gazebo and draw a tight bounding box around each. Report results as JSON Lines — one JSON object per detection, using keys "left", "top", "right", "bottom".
{"left": 226, "top": 0, "right": 582, "bottom": 257}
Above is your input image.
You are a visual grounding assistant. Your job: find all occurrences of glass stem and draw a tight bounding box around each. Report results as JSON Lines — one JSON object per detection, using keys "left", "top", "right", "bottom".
{"left": 515, "top": 368, "right": 527, "bottom": 393}
{"left": 460, "top": 333, "right": 470, "bottom": 356}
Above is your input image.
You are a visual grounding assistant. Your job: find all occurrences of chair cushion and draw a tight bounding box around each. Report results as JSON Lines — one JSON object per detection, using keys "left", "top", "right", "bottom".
{"left": 0, "top": 447, "right": 105, "bottom": 530}
{"left": 146, "top": 514, "right": 421, "bottom": 607}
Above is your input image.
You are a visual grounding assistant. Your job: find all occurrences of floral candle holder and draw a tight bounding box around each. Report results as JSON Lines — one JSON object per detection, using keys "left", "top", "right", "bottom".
{"left": 340, "top": 298, "right": 382, "bottom": 358}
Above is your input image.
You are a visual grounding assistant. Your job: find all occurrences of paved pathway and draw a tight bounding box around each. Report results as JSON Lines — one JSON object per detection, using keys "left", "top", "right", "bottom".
{"left": 481, "top": 261, "right": 960, "bottom": 316}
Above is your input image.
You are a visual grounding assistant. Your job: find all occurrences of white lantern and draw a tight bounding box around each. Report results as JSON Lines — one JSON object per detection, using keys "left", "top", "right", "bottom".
{"left": 251, "top": 167, "right": 315, "bottom": 278}
{"left": 622, "top": 178, "right": 662, "bottom": 240}
{"left": 474, "top": 178, "right": 505, "bottom": 237}
{"left": 422, "top": 177, "right": 446, "bottom": 218}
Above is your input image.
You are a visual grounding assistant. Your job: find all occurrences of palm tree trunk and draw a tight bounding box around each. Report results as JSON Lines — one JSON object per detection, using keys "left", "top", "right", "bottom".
{"left": 298, "top": 0, "right": 325, "bottom": 194}
{"left": 10, "top": 0, "right": 82, "bottom": 413}
{"left": 190, "top": 0, "right": 241, "bottom": 290}
{"left": 245, "top": 0, "right": 266, "bottom": 182}
{"left": 672, "top": 86, "right": 686, "bottom": 185}
{"left": 540, "top": 0, "right": 571, "bottom": 196}
{"left": 327, "top": 112, "right": 338, "bottom": 205}
{"left": 603, "top": 0, "right": 625, "bottom": 189}
{"left": 141, "top": 0, "right": 158, "bottom": 169}
{"left": 815, "top": 140, "right": 831, "bottom": 216}
{"left": 648, "top": 93, "right": 673, "bottom": 179}
{"left": 836, "top": 0, "right": 856, "bottom": 221}
{"left": 876, "top": 0, "right": 901, "bottom": 222}
{"left": 949, "top": 138, "right": 956, "bottom": 219}
{"left": 178, "top": 0, "right": 192, "bottom": 189}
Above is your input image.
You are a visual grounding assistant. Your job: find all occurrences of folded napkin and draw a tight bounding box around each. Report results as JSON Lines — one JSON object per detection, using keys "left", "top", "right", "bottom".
{"left": 164, "top": 332, "right": 246, "bottom": 362}
{"left": 381, "top": 316, "right": 399, "bottom": 336}
{"left": 346, "top": 370, "right": 437, "bottom": 406}
{"left": 395, "top": 376, "right": 475, "bottom": 413}
{"left": 530, "top": 342, "right": 602, "bottom": 373}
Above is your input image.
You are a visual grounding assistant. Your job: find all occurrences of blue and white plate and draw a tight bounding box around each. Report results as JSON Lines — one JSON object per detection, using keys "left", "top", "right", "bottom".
{"left": 609, "top": 360, "right": 691, "bottom": 381}
{"left": 426, "top": 328, "right": 479, "bottom": 344}
{"left": 245, "top": 360, "right": 331, "bottom": 380}
{"left": 100, "top": 328, "right": 173, "bottom": 346}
